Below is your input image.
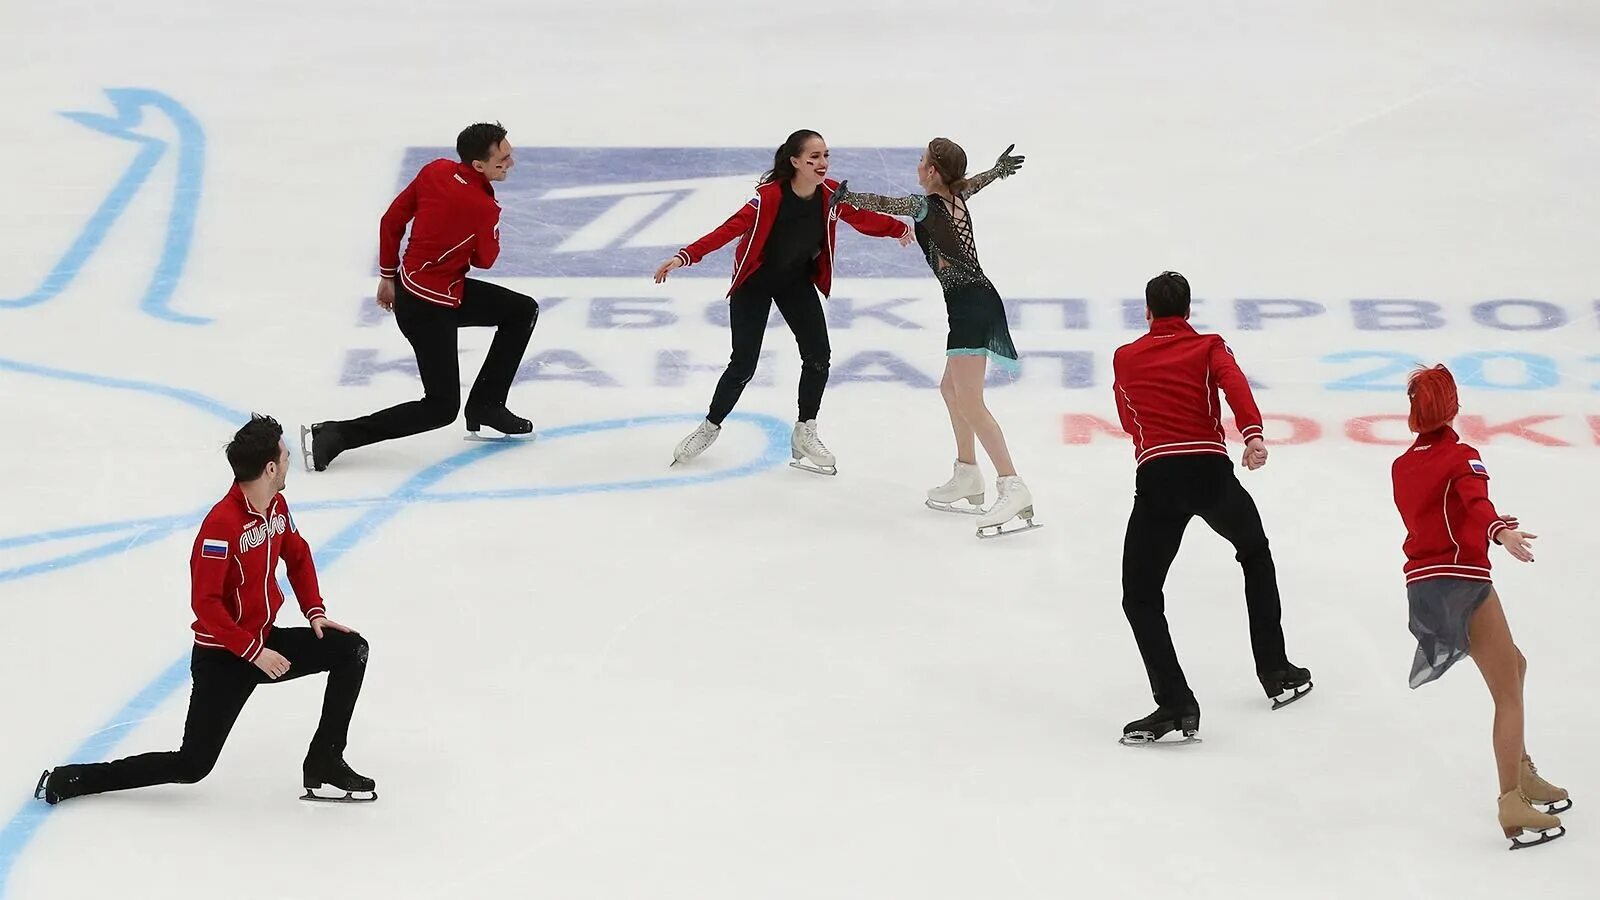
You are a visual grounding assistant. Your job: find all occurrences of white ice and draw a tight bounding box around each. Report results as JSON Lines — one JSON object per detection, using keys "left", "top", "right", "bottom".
{"left": 2, "top": 1, "right": 1599, "bottom": 897}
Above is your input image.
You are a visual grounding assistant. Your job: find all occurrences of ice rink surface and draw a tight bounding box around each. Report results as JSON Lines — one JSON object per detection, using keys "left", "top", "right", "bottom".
{"left": 2, "top": 1, "right": 1598, "bottom": 897}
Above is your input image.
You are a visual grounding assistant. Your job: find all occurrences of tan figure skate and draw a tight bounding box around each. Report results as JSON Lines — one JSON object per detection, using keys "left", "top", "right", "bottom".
{"left": 1498, "top": 789, "right": 1564, "bottom": 850}
{"left": 1520, "top": 755, "right": 1572, "bottom": 814}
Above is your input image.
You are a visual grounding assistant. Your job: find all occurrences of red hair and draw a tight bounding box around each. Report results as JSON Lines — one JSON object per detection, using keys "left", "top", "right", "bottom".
{"left": 1407, "top": 364, "right": 1459, "bottom": 433}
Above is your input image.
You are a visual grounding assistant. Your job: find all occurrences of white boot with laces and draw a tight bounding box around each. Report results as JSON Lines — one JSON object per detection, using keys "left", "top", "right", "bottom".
{"left": 789, "top": 420, "right": 836, "bottom": 475}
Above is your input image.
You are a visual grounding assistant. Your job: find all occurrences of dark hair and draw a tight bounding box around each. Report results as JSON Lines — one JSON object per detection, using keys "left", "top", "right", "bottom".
{"left": 226, "top": 413, "right": 284, "bottom": 482}
{"left": 457, "top": 122, "right": 508, "bottom": 164}
{"left": 760, "top": 129, "right": 823, "bottom": 185}
{"left": 927, "top": 138, "right": 969, "bottom": 194}
{"left": 1145, "top": 271, "right": 1191, "bottom": 318}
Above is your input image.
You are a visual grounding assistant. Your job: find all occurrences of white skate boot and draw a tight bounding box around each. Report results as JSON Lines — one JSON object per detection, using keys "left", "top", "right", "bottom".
{"left": 671, "top": 419, "right": 721, "bottom": 466}
{"left": 789, "top": 420, "right": 837, "bottom": 475}
{"left": 976, "top": 475, "right": 1041, "bottom": 539}
{"left": 926, "top": 460, "right": 985, "bottom": 514}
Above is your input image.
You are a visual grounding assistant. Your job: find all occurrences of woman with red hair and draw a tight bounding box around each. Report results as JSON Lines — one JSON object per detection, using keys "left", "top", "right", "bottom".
{"left": 1392, "top": 364, "right": 1570, "bottom": 849}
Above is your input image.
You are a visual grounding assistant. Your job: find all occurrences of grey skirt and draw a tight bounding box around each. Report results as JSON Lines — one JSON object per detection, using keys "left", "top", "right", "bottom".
{"left": 1407, "top": 577, "right": 1493, "bottom": 688}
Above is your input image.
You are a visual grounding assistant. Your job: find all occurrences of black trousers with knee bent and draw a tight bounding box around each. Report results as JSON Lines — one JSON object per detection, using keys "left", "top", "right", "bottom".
{"left": 707, "top": 269, "right": 831, "bottom": 425}
{"left": 1120, "top": 454, "right": 1291, "bottom": 710}
{"left": 334, "top": 278, "right": 538, "bottom": 451}
{"left": 50, "top": 627, "right": 369, "bottom": 799}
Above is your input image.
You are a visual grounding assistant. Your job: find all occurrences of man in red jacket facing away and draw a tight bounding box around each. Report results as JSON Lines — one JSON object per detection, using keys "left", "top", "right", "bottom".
{"left": 302, "top": 122, "right": 538, "bottom": 471}
{"left": 1111, "top": 271, "right": 1311, "bottom": 746}
{"left": 36, "top": 415, "right": 375, "bottom": 804}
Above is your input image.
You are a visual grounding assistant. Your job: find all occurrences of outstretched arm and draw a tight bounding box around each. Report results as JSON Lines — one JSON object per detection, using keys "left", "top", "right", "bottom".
{"left": 833, "top": 184, "right": 929, "bottom": 222}
{"left": 960, "top": 144, "right": 1026, "bottom": 199}
{"left": 655, "top": 199, "right": 760, "bottom": 282}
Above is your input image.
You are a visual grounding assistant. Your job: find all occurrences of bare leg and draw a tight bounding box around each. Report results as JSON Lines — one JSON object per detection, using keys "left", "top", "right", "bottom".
{"left": 1517, "top": 646, "right": 1528, "bottom": 760}
{"left": 940, "top": 362, "right": 977, "bottom": 464}
{"left": 1467, "top": 590, "right": 1524, "bottom": 795}
{"left": 947, "top": 355, "right": 1016, "bottom": 477}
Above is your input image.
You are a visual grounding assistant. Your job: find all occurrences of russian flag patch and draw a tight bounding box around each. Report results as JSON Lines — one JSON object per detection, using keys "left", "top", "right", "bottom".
{"left": 1468, "top": 459, "right": 1488, "bottom": 476}
{"left": 201, "top": 538, "right": 229, "bottom": 559}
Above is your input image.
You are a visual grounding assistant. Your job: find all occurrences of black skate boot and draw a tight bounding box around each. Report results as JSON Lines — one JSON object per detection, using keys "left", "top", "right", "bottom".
{"left": 302, "top": 755, "right": 377, "bottom": 803}
{"left": 1259, "top": 665, "right": 1313, "bottom": 710}
{"left": 463, "top": 404, "right": 535, "bottom": 442}
{"left": 1120, "top": 705, "right": 1202, "bottom": 747}
{"left": 34, "top": 765, "right": 85, "bottom": 805}
{"left": 300, "top": 422, "right": 345, "bottom": 472}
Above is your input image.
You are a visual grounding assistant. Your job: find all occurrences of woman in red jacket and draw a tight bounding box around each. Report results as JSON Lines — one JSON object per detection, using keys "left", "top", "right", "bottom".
{"left": 1393, "top": 365, "right": 1569, "bottom": 849}
{"left": 653, "top": 129, "right": 912, "bottom": 475}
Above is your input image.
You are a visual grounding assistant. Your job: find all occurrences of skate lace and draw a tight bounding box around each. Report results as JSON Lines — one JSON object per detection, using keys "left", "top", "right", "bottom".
{"left": 804, "top": 423, "right": 829, "bottom": 453}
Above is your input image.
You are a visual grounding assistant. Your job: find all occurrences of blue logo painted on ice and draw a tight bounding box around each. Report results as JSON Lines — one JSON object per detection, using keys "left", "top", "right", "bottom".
{"left": 394, "top": 147, "right": 928, "bottom": 278}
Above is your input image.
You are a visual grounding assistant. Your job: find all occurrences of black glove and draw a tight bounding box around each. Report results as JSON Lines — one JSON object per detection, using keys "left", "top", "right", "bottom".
{"left": 829, "top": 179, "right": 851, "bottom": 212}
{"left": 995, "top": 144, "right": 1025, "bottom": 178}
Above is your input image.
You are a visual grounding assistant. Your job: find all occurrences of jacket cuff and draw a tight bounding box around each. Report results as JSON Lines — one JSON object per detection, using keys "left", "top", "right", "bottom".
{"left": 378, "top": 265, "right": 398, "bottom": 278}
{"left": 1488, "top": 520, "right": 1511, "bottom": 543}
{"left": 675, "top": 250, "right": 692, "bottom": 268}
{"left": 304, "top": 605, "right": 326, "bottom": 622}
{"left": 1240, "top": 424, "right": 1265, "bottom": 442}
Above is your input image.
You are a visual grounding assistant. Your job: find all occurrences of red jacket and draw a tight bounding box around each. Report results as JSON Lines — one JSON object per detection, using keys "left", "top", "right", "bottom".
{"left": 378, "top": 159, "right": 501, "bottom": 308}
{"left": 190, "top": 484, "right": 325, "bottom": 661}
{"left": 1392, "top": 427, "right": 1514, "bottom": 586}
{"left": 1111, "top": 317, "right": 1265, "bottom": 467}
{"left": 672, "top": 178, "right": 910, "bottom": 297}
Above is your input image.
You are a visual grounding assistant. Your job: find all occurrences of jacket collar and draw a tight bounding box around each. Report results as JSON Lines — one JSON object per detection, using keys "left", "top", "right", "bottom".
{"left": 1411, "top": 425, "right": 1459, "bottom": 449}
{"left": 455, "top": 162, "right": 495, "bottom": 197}
{"left": 1147, "top": 315, "right": 1197, "bottom": 336}
{"left": 758, "top": 178, "right": 830, "bottom": 202}
{"left": 229, "top": 482, "right": 277, "bottom": 520}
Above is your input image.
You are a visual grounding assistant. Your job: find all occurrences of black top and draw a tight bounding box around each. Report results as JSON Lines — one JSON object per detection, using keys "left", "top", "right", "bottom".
{"left": 756, "top": 180, "right": 825, "bottom": 283}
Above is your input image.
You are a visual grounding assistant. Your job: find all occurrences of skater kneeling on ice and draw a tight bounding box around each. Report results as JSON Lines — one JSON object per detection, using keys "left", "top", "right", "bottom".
{"left": 304, "top": 121, "right": 538, "bottom": 471}
{"left": 1110, "top": 271, "right": 1310, "bottom": 746}
{"left": 1392, "top": 365, "right": 1569, "bottom": 849}
{"left": 36, "top": 414, "right": 376, "bottom": 805}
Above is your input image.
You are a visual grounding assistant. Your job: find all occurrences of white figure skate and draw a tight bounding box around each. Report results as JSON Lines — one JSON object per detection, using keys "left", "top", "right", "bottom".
{"left": 671, "top": 419, "right": 721, "bottom": 466}
{"left": 926, "top": 460, "right": 985, "bottom": 514}
{"left": 976, "top": 475, "right": 1041, "bottom": 539}
{"left": 789, "top": 420, "right": 836, "bottom": 476}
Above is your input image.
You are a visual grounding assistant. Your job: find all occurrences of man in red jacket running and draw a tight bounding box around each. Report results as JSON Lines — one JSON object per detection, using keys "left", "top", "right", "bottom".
{"left": 36, "top": 415, "right": 375, "bottom": 803}
{"left": 1111, "top": 271, "right": 1310, "bottom": 746}
{"left": 303, "top": 122, "right": 538, "bottom": 471}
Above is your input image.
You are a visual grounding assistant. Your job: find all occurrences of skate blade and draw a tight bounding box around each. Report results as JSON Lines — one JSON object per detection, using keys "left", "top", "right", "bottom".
{"left": 1535, "top": 798, "right": 1573, "bottom": 814}
{"left": 298, "top": 425, "right": 316, "bottom": 473}
{"left": 1119, "top": 732, "right": 1201, "bottom": 747}
{"left": 464, "top": 429, "right": 536, "bottom": 443}
{"left": 33, "top": 769, "right": 48, "bottom": 801}
{"left": 1269, "top": 682, "right": 1313, "bottom": 710}
{"left": 789, "top": 460, "right": 837, "bottom": 476}
{"left": 976, "top": 519, "right": 1043, "bottom": 539}
{"left": 1506, "top": 825, "right": 1564, "bottom": 850}
{"left": 301, "top": 786, "right": 377, "bottom": 803}
{"left": 926, "top": 499, "right": 985, "bottom": 515}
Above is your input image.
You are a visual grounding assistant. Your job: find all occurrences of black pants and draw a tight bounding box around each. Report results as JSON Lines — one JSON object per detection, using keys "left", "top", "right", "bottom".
{"left": 1121, "top": 454, "right": 1289, "bottom": 710}
{"left": 335, "top": 278, "right": 538, "bottom": 451}
{"left": 707, "top": 272, "right": 830, "bottom": 425}
{"left": 54, "top": 628, "right": 369, "bottom": 799}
